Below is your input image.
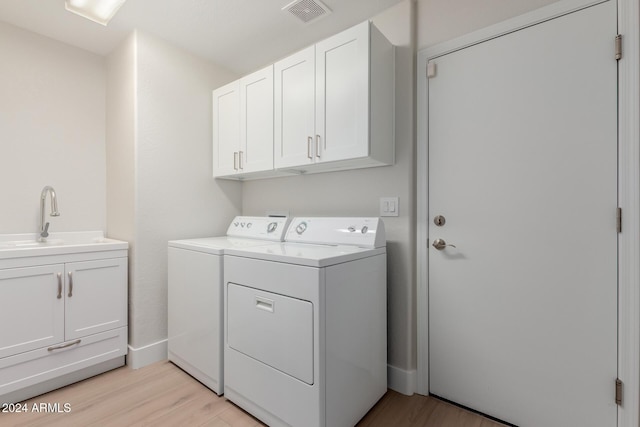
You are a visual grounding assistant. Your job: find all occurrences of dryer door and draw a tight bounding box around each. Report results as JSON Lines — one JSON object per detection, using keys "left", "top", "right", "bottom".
{"left": 227, "top": 283, "right": 314, "bottom": 384}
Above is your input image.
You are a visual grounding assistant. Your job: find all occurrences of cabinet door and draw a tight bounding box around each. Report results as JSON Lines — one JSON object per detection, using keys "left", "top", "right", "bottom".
{"left": 0, "top": 265, "right": 64, "bottom": 358}
{"left": 240, "top": 65, "right": 274, "bottom": 174}
{"left": 315, "top": 21, "right": 370, "bottom": 162}
{"left": 65, "top": 258, "right": 128, "bottom": 340}
{"left": 212, "top": 80, "right": 241, "bottom": 177}
{"left": 274, "top": 46, "right": 316, "bottom": 169}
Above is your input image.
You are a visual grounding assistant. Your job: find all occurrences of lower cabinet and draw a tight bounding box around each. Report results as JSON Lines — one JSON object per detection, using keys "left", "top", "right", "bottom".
{"left": 0, "top": 254, "right": 128, "bottom": 403}
{"left": 0, "top": 264, "right": 65, "bottom": 359}
{"left": 64, "top": 258, "right": 127, "bottom": 340}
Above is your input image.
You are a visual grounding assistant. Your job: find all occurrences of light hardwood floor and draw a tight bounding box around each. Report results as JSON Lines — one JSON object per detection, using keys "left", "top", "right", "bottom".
{"left": 1, "top": 361, "right": 506, "bottom": 427}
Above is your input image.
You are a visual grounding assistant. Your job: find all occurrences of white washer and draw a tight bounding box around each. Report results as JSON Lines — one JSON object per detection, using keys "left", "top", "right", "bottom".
{"left": 167, "top": 216, "right": 290, "bottom": 395}
{"left": 224, "top": 217, "right": 387, "bottom": 427}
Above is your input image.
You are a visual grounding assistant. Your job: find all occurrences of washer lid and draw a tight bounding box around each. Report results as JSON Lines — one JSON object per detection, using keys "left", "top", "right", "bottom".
{"left": 168, "top": 237, "right": 283, "bottom": 254}
{"left": 225, "top": 242, "right": 385, "bottom": 267}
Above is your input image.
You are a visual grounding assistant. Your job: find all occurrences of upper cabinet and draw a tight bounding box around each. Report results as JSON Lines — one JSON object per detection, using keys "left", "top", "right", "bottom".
{"left": 212, "top": 80, "right": 240, "bottom": 177}
{"left": 213, "top": 65, "right": 275, "bottom": 178}
{"left": 275, "top": 21, "right": 394, "bottom": 173}
{"left": 274, "top": 46, "right": 316, "bottom": 169}
{"left": 213, "top": 21, "right": 394, "bottom": 180}
{"left": 241, "top": 66, "right": 275, "bottom": 174}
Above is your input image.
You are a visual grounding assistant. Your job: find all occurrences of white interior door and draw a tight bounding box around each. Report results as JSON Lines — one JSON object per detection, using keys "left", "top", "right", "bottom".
{"left": 428, "top": 2, "right": 618, "bottom": 426}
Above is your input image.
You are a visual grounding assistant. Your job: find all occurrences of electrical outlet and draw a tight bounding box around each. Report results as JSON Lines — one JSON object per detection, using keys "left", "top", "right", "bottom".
{"left": 379, "top": 197, "right": 399, "bottom": 217}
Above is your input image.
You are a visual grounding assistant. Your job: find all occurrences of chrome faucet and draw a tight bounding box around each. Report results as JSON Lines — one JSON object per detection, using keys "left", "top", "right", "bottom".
{"left": 39, "top": 186, "right": 60, "bottom": 241}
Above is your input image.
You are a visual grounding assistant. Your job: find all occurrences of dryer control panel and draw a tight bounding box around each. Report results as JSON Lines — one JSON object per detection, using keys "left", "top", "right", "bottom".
{"left": 285, "top": 217, "right": 386, "bottom": 248}
{"left": 226, "top": 216, "right": 291, "bottom": 241}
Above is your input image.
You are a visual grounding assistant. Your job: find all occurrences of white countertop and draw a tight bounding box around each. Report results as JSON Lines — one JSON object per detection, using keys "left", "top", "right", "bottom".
{"left": 0, "top": 231, "right": 128, "bottom": 260}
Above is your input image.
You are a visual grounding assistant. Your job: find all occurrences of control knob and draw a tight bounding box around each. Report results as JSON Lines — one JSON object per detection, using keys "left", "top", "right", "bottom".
{"left": 295, "top": 222, "right": 308, "bottom": 235}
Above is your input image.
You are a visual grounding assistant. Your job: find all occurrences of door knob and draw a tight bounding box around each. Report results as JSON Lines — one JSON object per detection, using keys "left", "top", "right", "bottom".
{"left": 432, "top": 239, "right": 456, "bottom": 250}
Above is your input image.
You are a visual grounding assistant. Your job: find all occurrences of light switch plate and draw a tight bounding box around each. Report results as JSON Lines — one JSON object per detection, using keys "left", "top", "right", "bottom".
{"left": 380, "top": 197, "right": 399, "bottom": 217}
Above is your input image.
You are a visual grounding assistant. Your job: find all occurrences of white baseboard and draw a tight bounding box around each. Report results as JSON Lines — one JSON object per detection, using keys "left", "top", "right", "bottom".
{"left": 127, "top": 339, "right": 168, "bottom": 369}
{"left": 128, "top": 343, "right": 417, "bottom": 395}
{"left": 387, "top": 364, "right": 416, "bottom": 396}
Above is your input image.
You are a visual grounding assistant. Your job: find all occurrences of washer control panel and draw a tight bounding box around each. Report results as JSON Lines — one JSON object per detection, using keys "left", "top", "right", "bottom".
{"left": 226, "top": 216, "right": 290, "bottom": 241}
{"left": 285, "top": 217, "right": 385, "bottom": 248}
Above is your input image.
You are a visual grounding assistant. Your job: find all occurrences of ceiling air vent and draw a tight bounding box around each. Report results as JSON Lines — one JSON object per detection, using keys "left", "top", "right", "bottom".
{"left": 282, "top": 0, "right": 332, "bottom": 24}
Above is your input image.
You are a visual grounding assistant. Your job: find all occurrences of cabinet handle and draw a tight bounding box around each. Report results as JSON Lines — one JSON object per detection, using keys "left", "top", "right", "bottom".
{"left": 239, "top": 151, "right": 244, "bottom": 170}
{"left": 316, "top": 135, "right": 321, "bottom": 158}
{"left": 48, "top": 339, "right": 81, "bottom": 352}
{"left": 68, "top": 271, "right": 73, "bottom": 297}
{"left": 56, "top": 273, "right": 62, "bottom": 299}
{"left": 233, "top": 152, "right": 239, "bottom": 171}
{"left": 307, "top": 137, "right": 313, "bottom": 159}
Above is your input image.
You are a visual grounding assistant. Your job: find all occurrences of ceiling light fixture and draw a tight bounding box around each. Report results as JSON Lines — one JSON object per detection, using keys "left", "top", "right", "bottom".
{"left": 64, "top": 0, "right": 127, "bottom": 26}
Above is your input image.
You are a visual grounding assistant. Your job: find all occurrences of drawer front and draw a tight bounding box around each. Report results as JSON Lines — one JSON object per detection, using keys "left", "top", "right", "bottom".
{"left": 227, "top": 283, "right": 313, "bottom": 384}
{"left": 0, "top": 327, "right": 127, "bottom": 396}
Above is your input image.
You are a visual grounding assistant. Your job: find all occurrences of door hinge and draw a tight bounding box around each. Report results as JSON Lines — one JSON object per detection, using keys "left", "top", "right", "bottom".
{"left": 615, "top": 35, "right": 622, "bottom": 60}
{"left": 616, "top": 378, "right": 623, "bottom": 406}
{"left": 427, "top": 62, "right": 437, "bottom": 78}
{"left": 617, "top": 207, "right": 622, "bottom": 233}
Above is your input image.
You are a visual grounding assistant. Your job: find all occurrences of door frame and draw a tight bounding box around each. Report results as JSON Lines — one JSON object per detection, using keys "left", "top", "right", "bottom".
{"left": 416, "top": 0, "right": 640, "bottom": 425}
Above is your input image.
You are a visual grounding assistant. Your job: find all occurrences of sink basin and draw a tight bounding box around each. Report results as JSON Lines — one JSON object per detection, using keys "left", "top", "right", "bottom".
{"left": 0, "top": 238, "right": 65, "bottom": 248}
{"left": 0, "top": 231, "right": 127, "bottom": 260}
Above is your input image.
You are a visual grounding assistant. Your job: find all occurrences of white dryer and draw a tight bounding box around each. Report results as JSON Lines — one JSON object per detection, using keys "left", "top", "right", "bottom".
{"left": 167, "top": 216, "right": 290, "bottom": 394}
{"left": 223, "top": 217, "right": 387, "bottom": 427}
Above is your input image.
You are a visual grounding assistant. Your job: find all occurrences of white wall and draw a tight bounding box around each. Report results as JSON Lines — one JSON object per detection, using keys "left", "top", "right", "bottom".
{"left": 1, "top": 0, "right": 570, "bottom": 390}
{"left": 107, "top": 30, "right": 242, "bottom": 365}
{"left": 241, "top": 0, "right": 417, "bottom": 391}
{"left": 0, "top": 22, "right": 106, "bottom": 234}
{"left": 417, "top": 0, "right": 561, "bottom": 49}
{"left": 106, "top": 33, "right": 136, "bottom": 245}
